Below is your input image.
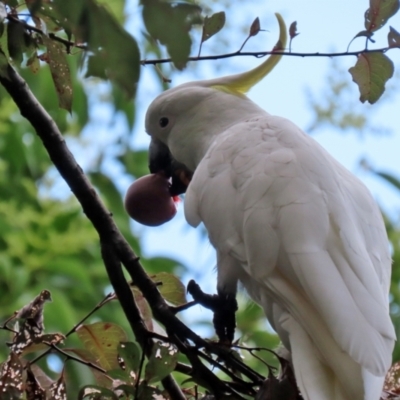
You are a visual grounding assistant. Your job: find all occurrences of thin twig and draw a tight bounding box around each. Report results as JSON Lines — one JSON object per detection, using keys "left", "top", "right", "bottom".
{"left": 196, "top": 349, "right": 257, "bottom": 395}
{"left": 6, "top": 14, "right": 87, "bottom": 52}
{"left": 135, "top": 339, "right": 147, "bottom": 400}
{"left": 141, "top": 47, "right": 391, "bottom": 66}
{"left": 27, "top": 293, "right": 115, "bottom": 366}
{"left": 0, "top": 312, "right": 18, "bottom": 334}
{"left": 237, "top": 36, "right": 251, "bottom": 53}
{"left": 7, "top": 13, "right": 393, "bottom": 69}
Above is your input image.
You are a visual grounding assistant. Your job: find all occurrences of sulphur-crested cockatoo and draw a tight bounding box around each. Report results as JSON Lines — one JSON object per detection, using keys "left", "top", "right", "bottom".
{"left": 145, "top": 13, "right": 395, "bottom": 400}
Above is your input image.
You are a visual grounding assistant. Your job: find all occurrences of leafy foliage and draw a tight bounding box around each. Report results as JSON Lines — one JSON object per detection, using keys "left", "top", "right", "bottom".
{"left": 349, "top": 52, "right": 394, "bottom": 104}
{"left": 364, "top": 0, "right": 399, "bottom": 32}
{"left": 141, "top": 0, "right": 202, "bottom": 69}
{"left": 0, "top": 0, "right": 399, "bottom": 398}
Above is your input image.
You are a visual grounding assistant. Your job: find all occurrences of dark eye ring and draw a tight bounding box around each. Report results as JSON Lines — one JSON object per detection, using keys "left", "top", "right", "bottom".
{"left": 159, "top": 117, "right": 169, "bottom": 128}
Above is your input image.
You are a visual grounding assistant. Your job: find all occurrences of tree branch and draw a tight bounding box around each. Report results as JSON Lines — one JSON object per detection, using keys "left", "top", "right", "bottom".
{"left": 6, "top": 14, "right": 87, "bottom": 52}
{"left": 141, "top": 47, "right": 392, "bottom": 66}
{"left": 0, "top": 63, "right": 186, "bottom": 400}
{"left": 0, "top": 62, "right": 264, "bottom": 398}
{"left": 6, "top": 13, "right": 394, "bottom": 68}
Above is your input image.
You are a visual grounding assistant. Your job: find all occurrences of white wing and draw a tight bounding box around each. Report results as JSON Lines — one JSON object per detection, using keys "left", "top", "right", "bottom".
{"left": 185, "top": 114, "right": 395, "bottom": 400}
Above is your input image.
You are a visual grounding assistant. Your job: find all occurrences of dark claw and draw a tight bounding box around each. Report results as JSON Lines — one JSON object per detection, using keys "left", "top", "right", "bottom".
{"left": 187, "top": 280, "right": 238, "bottom": 343}
{"left": 255, "top": 359, "right": 303, "bottom": 400}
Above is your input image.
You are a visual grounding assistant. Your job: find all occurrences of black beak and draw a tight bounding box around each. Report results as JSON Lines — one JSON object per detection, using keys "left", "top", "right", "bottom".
{"left": 149, "top": 138, "right": 192, "bottom": 196}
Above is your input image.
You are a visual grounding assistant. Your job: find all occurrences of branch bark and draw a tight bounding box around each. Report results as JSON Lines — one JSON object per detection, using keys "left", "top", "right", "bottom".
{"left": 0, "top": 63, "right": 187, "bottom": 400}
{"left": 0, "top": 62, "right": 263, "bottom": 398}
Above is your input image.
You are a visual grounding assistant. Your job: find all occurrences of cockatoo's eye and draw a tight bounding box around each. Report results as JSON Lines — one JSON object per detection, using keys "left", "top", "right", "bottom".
{"left": 159, "top": 117, "right": 169, "bottom": 128}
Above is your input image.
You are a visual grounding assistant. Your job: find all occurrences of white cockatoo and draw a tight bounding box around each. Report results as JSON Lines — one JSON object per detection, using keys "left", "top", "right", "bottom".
{"left": 145, "top": 14, "right": 395, "bottom": 400}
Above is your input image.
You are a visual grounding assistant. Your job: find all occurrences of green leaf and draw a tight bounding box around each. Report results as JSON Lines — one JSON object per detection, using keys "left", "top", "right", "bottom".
{"left": 27, "top": 51, "right": 40, "bottom": 74}
{"left": 78, "top": 385, "right": 119, "bottom": 400}
{"left": 373, "top": 170, "right": 400, "bottom": 191}
{"left": 96, "top": 0, "right": 125, "bottom": 24}
{"left": 144, "top": 341, "right": 178, "bottom": 384}
{"left": 142, "top": 0, "right": 202, "bottom": 69}
{"left": 114, "top": 384, "right": 136, "bottom": 396}
{"left": 85, "top": 0, "right": 140, "bottom": 98}
{"left": 28, "top": 2, "right": 67, "bottom": 33}
{"left": 119, "top": 149, "right": 149, "bottom": 179}
{"left": 4, "top": 0, "right": 18, "bottom": 7}
{"left": 131, "top": 287, "right": 153, "bottom": 331}
{"left": 118, "top": 341, "right": 142, "bottom": 376}
{"left": 349, "top": 52, "right": 394, "bottom": 104}
{"left": 364, "top": 0, "right": 400, "bottom": 32}
{"left": 53, "top": 0, "right": 86, "bottom": 31}
{"left": 150, "top": 272, "right": 187, "bottom": 306}
{"left": 7, "top": 19, "right": 24, "bottom": 65}
{"left": 86, "top": 53, "right": 107, "bottom": 79}
{"left": 137, "top": 382, "right": 168, "bottom": 400}
{"left": 388, "top": 26, "right": 400, "bottom": 47}
{"left": 76, "top": 322, "right": 128, "bottom": 371}
{"left": 41, "top": 36, "right": 72, "bottom": 112}
{"left": 201, "top": 11, "right": 225, "bottom": 43}
{"left": 67, "top": 348, "right": 113, "bottom": 387}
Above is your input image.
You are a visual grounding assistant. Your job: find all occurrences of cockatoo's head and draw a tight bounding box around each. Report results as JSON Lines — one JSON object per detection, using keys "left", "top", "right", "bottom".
{"left": 146, "top": 13, "right": 287, "bottom": 196}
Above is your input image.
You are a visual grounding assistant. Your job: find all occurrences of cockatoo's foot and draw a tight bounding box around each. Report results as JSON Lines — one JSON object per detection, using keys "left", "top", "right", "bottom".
{"left": 187, "top": 280, "right": 238, "bottom": 344}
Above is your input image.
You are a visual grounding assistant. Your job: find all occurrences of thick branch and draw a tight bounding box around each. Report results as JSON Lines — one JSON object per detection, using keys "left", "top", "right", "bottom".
{"left": 0, "top": 63, "right": 263, "bottom": 398}
{"left": 0, "top": 64, "right": 186, "bottom": 399}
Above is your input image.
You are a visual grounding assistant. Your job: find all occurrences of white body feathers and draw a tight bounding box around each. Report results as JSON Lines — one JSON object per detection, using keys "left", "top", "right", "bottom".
{"left": 184, "top": 103, "right": 395, "bottom": 400}
{"left": 145, "top": 14, "right": 395, "bottom": 399}
{"left": 146, "top": 86, "right": 395, "bottom": 400}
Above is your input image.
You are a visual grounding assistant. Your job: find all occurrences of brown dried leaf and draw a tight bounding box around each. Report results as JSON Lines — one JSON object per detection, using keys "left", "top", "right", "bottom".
{"left": 42, "top": 36, "right": 72, "bottom": 112}
{"left": 48, "top": 368, "right": 67, "bottom": 400}
{"left": 131, "top": 288, "right": 153, "bottom": 331}
{"left": 0, "top": 352, "right": 23, "bottom": 397}
{"left": 364, "top": 0, "right": 400, "bottom": 32}
{"left": 201, "top": 11, "right": 225, "bottom": 43}
{"left": 15, "top": 290, "right": 52, "bottom": 327}
{"left": 388, "top": 26, "right": 400, "bottom": 47}
{"left": 26, "top": 367, "right": 46, "bottom": 400}
{"left": 384, "top": 362, "right": 400, "bottom": 393}
{"left": 249, "top": 17, "right": 261, "bottom": 37}
{"left": 289, "top": 21, "right": 299, "bottom": 39}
